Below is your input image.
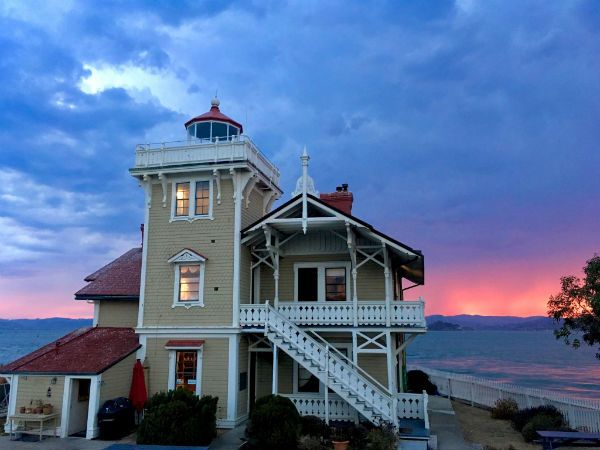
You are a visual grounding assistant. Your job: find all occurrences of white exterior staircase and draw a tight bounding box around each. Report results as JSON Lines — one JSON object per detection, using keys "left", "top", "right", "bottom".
{"left": 263, "top": 302, "right": 427, "bottom": 427}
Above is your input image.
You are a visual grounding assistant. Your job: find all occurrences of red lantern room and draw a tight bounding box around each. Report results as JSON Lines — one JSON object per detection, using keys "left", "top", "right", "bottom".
{"left": 184, "top": 97, "right": 243, "bottom": 141}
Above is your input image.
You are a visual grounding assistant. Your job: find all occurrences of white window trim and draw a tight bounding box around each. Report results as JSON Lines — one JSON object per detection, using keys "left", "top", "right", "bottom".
{"left": 293, "top": 261, "right": 352, "bottom": 302}
{"left": 167, "top": 347, "right": 204, "bottom": 396}
{"left": 170, "top": 178, "right": 214, "bottom": 222}
{"left": 169, "top": 249, "right": 207, "bottom": 309}
{"left": 293, "top": 343, "right": 352, "bottom": 394}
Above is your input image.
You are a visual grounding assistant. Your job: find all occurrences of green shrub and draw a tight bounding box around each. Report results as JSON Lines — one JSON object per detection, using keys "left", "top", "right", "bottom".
{"left": 300, "top": 415, "right": 329, "bottom": 438}
{"left": 299, "top": 435, "right": 327, "bottom": 450}
{"left": 521, "top": 414, "right": 565, "bottom": 442}
{"left": 406, "top": 370, "right": 438, "bottom": 395}
{"left": 137, "top": 390, "right": 218, "bottom": 446}
{"left": 246, "top": 394, "right": 301, "bottom": 450}
{"left": 366, "top": 424, "right": 398, "bottom": 450}
{"left": 491, "top": 399, "right": 519, "bottom": 420}
{"left": 512, "top": 405, "right": 565, "bottom": 431}
{"left": 347, "top": 424, "right": 369, "bottom": 450}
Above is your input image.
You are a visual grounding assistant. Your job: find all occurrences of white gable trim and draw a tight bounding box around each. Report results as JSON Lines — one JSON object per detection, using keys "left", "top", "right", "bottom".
{"left": 167, "top": 249, "right": 207, "bottom": 264}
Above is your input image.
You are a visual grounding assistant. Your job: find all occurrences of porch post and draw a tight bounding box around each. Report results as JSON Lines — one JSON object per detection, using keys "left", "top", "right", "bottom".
{"left": 272, "top": 344, "right": 278, "bottom": 394}
{"left": 386, "top": 332, "right": 396, "bottom": 393}
{"left": 346, "top": 223, "right": 358, "bottom": 327}
{"left": 4, "top": 375, "right": 17, "bottom": 434}
{"left": 86, "top": 375, "right": 101, "bottom": 439}
{"left": 383, "top": 244, "right": 392, "bottom": 327}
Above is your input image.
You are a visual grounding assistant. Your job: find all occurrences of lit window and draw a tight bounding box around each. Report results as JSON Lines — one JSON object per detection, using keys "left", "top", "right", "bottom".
{"left": 175, "top": 183, "right": 190, "bottom": 216}
{"left": 325, "top": 268, "right": 346, "bottom": 301}
{"left": 171, "top": 180, "right": 212, "bottom": 221}
{"left": 195, "top": 181, "right": 210, "bottom": 216}
{"left": 175, "top": 351, "right": 198, "bottom": 393}
{"left": 178, "top": 265, "right": 200, "bottom": 302}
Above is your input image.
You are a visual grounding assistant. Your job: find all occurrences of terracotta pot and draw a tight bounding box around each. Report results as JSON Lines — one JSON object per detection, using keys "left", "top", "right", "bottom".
{"left": 25, "top": 407, "right": 33, "bottom": 414}
{"left": 332, "top": 440, "right": 350, "bottom": 450}
{"left": 34, "top": 406, "right": 43, "bottom": 414}
{"left": 19, "top": 406, "right": 26, "bottom": 414}
{"left": 43, "top": 405, "right": 53, "bottom": 415}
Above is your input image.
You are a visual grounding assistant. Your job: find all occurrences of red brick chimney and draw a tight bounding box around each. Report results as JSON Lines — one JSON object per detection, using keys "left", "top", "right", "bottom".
{"left": 320, "top": 183, "right": 353, "bottom": 215}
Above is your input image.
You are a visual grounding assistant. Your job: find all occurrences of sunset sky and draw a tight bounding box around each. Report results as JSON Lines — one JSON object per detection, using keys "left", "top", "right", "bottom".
{"left": 0, "top": 1, "right": 599, "bottom": 319}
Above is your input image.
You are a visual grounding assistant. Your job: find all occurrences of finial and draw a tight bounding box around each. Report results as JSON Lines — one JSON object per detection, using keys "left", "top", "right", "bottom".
{"left": 211, "top": 95, "right": 220, "bottom": 108}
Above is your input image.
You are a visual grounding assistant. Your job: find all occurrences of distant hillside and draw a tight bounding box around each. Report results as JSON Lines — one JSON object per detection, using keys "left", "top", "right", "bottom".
{"left": 426, "top": 315, "right": 557, "bottom": 331}
{"left": 0, "top": 318, "right": 92, "bottom": 330}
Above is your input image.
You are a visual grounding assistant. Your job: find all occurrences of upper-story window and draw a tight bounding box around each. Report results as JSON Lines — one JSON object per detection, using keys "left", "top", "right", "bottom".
{"left": 168, "top": 249, "right": 207, "bottom": 308}
{"left": 294, "top": 262, "right": 351, "bottom": 302}
{"left": 172, "top": 179, "right": 213, "bottom": 221}
{"left": 187, "top": 121, "right": 240, "bottom": 142}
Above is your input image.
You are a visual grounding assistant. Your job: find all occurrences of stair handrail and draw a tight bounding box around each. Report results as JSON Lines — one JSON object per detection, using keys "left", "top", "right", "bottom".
{"left": 307, "top": 329, "right": 393, "bottom": 398}
{"left": 264, "top": 302, "right": 394, "bottom": 419}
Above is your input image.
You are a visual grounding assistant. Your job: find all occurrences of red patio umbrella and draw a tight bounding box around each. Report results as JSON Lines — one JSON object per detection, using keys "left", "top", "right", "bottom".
{"left": 129, "top": 359, "right": 147, "bottom": 413}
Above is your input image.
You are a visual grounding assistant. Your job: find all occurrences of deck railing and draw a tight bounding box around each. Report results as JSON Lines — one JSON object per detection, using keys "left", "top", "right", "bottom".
{"left": 240, "top": 300, "right": 426, "bottom": 328}
{"left": 284, "top": 392, "right": 429, "bottom": 423}
{"left": 133, "top": 135, "right": 280, "bottom": 184}
{"left": 413, "top": 366, "right": 600, "bottom": 432}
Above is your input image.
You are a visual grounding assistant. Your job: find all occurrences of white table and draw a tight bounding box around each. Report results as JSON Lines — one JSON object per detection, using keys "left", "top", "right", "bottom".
{"left": 8, "top": 412, "right": 59, "bottom": 441}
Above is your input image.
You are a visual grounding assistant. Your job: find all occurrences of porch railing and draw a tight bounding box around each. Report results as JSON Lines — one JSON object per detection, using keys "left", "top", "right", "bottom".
{"left": 284, "top": 394, "right": 359, "bottom": 422}
{"left": 284, "top": 392, "right": 429, "bottom": 424}
{"left": 240, "top": 300, "right": 426, "bottom": 328}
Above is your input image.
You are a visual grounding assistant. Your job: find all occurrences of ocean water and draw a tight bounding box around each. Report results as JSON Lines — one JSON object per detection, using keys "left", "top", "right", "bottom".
{"left": 1, "top": 328, "right": 599, "bottom": 400}
{"left": 0, "top": 328, "right": 83, "bottom": 368}
{"left": 408, "top": 330, "right": 600, "bottom": 399}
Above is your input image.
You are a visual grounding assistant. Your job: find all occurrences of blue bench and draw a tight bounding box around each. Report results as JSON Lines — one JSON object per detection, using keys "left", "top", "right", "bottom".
{"left": 537, "top": 431, "right": 600, "bottom": 450}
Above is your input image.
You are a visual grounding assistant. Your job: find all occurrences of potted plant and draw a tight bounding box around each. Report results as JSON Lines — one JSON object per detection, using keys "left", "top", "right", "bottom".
{"left": 34, "top": 399, "right": 43, "bottom": 414}
{"left": 43, "top": 403, "right": 53, "bottom": 415}
{"left": 331, "top": 426, "right": 350, "bottom": 450}
{"left": 19, "top": 406, "right": 26, "bottom": 414}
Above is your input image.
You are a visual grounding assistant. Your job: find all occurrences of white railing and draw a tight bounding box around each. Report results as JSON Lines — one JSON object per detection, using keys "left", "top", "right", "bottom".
{"left": 0, "top": 382, "right": 9, "bottom": 418}
{"left": 240, "top": 300, "right": 426, "bottom": 328}
{"left": 413, "top": 366, "right": 600, "bottom": 432}
{"left": 397, "top": 393, "right": 428, "bottom": 424}
{"left": 133, "top": 135, "right": 280, "bottom": 184}
{"left": 285, "top": 394, "right": 359, "bottom": 422}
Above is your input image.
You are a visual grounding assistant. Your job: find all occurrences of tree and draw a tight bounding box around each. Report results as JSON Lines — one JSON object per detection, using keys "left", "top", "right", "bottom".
{"left": 547, "top": 254, "right": 600, "bottom": 358}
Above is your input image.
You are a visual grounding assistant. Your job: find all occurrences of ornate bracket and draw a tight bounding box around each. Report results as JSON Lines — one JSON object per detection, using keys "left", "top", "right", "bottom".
{"left": 141, "top": 174, "right": 152, "bottom": 208}
{"left": 158, "top": 173, "right": 168, "bottom": 208}
{"left": 244, "top": 173, "right": 259, "bottom": 208}
{"left": 213, "top": 169, "right": 221, "bottom": 205}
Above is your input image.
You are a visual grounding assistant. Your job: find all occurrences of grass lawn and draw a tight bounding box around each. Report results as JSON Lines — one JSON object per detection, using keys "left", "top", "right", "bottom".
{"left": 452, "top": 400, "right": 595, "bottom": 450}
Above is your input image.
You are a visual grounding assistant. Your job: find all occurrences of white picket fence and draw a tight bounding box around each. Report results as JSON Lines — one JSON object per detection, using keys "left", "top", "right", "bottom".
{"left": 412, "top": 366, "right": 600, "bottom": 432}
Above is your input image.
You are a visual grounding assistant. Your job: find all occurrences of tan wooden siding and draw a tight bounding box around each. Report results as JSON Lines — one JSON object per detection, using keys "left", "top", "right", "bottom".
{"left": 99, "top": 352, "right": 137, "bottom": 404}
{"left": 240, "top": 245, "right": 252, "bottom": 305}
{"left": 97, "top": 301, "right": 139, "bottom": 328}
{"left": 356, "top": 261, "right": 386, "bottom": 300}
{"left": 144, "top": 337, "right": 229, "bottom": 420}
{"left": 358, "top": 354, "right": 388, "bottom": 387}
{"left": 143, "top": 179, "right": 234, "bottom": 327}
{"left": 16, "top": 376, "right": 65, "bottom": 426}
{"left": 237, "top": 338, "right": 249, "bottom": 417}
{"left": 241, "top": 189, "right": 265, "bottom": 229}
{"left": 255, "top": 353, "right": 272, "bottom": 400}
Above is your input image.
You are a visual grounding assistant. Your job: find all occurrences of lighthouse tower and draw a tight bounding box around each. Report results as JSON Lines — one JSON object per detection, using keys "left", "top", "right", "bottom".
{"left": 129, "top": 98, "right": 281, "bottom": 426}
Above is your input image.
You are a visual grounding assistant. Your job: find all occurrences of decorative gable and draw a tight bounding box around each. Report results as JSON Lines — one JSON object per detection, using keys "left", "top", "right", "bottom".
{"left": 167, "top": 248, "right": 207, "bottom": 264}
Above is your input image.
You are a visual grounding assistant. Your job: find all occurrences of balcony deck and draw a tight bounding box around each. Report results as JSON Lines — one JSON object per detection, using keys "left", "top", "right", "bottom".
{"left": 240, "top": 300, "right": 426, "bottom": 329}
{"left": 131, "top": 135, "right": 280, "bottom": 185}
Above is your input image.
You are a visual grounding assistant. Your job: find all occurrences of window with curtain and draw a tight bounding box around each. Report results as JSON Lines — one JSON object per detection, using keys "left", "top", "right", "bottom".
{"left": 325, "top": 267, "right": 346, "bottom": 301}
{"left": 179, "top": 265, "right": 200, "bottom": 302}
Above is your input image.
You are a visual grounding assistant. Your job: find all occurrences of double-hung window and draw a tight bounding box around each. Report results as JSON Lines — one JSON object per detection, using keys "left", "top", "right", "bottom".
{"left": 166, "top": 342, "right": 204, "bottom": 396}
{"left": 295, "top": 262, "right": 351, "bottom": 302}
{"left": 168, "top": 249, "right": 207, "bottom": 308}
{"left": 172, "top": 179, "right": 213, "bottom": 220}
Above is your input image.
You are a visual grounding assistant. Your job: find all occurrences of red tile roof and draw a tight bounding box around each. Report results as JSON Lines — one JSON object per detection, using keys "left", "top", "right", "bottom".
{"left": 2, "top": 327, "right": 140, "bottom": 375}
{"left": 165, "top": 340, "right": 205, "bottom": 349}
{"left": 75, "top": 247, "right": 142, "bottom": 300}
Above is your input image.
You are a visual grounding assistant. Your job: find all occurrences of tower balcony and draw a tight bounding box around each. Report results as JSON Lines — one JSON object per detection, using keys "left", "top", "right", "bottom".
{"left": 132, "top": 135, "right": 280, "bottom": 185}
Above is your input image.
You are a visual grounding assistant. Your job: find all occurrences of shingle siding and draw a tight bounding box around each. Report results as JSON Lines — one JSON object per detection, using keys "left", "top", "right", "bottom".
{"left": 100, "top": 352, "right": 137, "bottom": 404}
{"left": 97, "top": 301, "right": 139, "bottom": 328}
{"left": 143, "top": 179, "right": 235, "bottom": 327}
